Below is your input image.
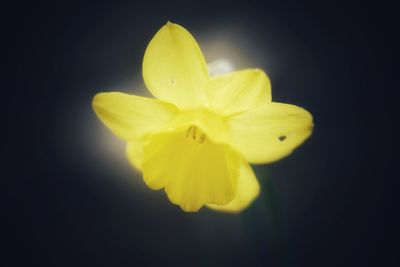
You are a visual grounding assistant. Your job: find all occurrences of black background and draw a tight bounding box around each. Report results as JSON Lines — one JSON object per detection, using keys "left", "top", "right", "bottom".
{"left": 4, "top": 1, "right": 398, "bottom": 266}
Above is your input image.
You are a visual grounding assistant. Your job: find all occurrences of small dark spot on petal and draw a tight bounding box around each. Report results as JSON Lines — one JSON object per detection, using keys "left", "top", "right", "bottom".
{"left": 278, "top": 135, "right": 286, "bottom": 141}
{"left": 171, "top": 79, "right": 175, "bottom": 84}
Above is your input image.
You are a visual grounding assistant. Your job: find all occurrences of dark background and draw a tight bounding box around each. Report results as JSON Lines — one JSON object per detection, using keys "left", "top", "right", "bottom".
{"left": 4, "top": 1, "right": 398, "bottom": 266}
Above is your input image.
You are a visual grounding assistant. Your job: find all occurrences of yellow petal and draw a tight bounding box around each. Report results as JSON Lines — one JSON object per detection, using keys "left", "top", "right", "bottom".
{"left": 126, "top": 139, "right": 144, "bottom": 172}
{"left": 142, "top": 120, "right": 241, "bottom": 212}
{"left": 92, "top": 92, "right": 178, "bottom": 141}
{"left": 207, "top": 160, "right": 260, "bottom": 213}
{"left": 228, "top": 102, "right": 313, "bottom": 164}
{"left": 166, "top": 108, "right": 232, "bottom": 144}
{"left": 205, "top": 69, "right": 271, "bottom": 115}
{"left": 142, "top": 22, "right": 209, "bottom": 109}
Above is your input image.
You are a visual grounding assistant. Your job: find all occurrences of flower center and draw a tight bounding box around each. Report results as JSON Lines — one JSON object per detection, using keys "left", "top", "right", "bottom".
{"left": 185, "top": 125, "right": 207, "bottom": 144}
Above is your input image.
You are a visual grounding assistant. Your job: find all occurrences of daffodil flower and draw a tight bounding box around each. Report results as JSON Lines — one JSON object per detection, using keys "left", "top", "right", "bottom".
{"left": 92, "top": 22, "right": 313, "bottom": 213}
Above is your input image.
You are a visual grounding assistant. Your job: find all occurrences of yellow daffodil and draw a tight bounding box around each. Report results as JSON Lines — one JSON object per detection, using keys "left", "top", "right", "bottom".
{"left": 92, "top": 22, "right": 313, "bottom": 213}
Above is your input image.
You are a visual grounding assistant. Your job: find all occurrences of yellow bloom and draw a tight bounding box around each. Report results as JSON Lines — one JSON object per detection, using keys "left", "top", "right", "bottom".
{"left": 92, "top": 22, "right": 313, "bottom": 213}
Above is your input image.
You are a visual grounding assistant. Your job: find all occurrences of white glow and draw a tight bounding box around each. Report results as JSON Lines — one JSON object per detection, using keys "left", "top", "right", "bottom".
{"left": 208, "top": 59, "right": 235, "bottom": 76}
